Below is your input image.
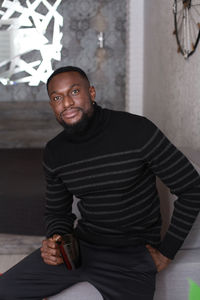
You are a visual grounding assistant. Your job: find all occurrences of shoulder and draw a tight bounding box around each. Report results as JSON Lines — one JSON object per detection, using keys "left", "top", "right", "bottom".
{"left": 45, "top": 130, "right": 66, "bottom": 149}
{"left": 109, "top": 109, "right": 153, "bottom": 124}
{"left": 102, "top": 108, "right": 161, "bottom": 149}
{"left": 109, "top": 109, "right": 159, "bottom": 136}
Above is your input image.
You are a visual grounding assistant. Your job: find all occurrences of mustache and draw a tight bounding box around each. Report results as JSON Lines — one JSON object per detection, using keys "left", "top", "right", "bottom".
{"left": 59, "top": 107, "right": 83, "bottom": 118}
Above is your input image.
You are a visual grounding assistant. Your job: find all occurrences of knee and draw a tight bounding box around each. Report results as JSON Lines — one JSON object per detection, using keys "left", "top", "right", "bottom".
{"left": 0, "top": 287, "right": 8, "bottom": 299}
{"left": 0, "top": 276, "right": 15, "bottom": 299}
{"left": 0, "top": 289, "right": 16, "bottom": 299}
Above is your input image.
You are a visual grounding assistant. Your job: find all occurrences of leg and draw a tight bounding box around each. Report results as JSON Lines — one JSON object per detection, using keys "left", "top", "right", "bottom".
{"left": 80, "top": 242, "right": 157, "bottom": 300}
{"left": 0, "top": 242, "right": 157, "bottom": 300}
{"left": 0, "top": 248, "right": 82, "bottom": 300}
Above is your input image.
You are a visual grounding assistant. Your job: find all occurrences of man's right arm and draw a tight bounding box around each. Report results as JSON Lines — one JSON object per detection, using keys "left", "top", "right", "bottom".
{"left": 43, "top": 146, "right": 76, "bottom": 238}
{"left": 41, "top": 146, "right": 76, "bottom": 264}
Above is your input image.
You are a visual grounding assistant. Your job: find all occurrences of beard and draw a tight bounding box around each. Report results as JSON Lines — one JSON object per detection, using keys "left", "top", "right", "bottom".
{"left": 57, "top": 105, "right": 94, "bottom": 136}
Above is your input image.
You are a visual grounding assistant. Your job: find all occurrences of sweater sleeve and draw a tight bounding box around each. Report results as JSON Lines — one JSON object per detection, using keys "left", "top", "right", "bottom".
{"left": 43, "top": 145, "right": 76, "bottom": 238}
{"left": 141, "top": 118, "right": 200, "bottom": 259}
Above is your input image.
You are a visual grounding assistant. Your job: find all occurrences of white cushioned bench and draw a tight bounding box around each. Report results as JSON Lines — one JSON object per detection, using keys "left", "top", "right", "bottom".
{"left": 154, "top": 248, "right": 200, "bottom": 300}
{"left": 48, "top": 282, "right": 103, "bottom": 300}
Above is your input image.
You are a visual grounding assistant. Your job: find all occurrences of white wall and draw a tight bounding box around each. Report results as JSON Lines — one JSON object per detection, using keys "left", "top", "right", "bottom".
{"left": 126, "top": 0, "right": 144, "bottom": 115}
{"left": 127, "top": 0, "right": 200, "bottom": 151}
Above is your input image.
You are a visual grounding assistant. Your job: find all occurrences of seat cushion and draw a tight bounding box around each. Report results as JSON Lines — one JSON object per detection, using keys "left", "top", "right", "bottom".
{"left": 47, "top": 281, "right": 103, "bottom": 300}
{"left": 154, "top": 249, "right": 200, "bottom": 300}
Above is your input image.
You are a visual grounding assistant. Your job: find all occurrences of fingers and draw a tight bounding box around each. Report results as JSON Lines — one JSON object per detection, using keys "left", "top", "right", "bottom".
{"left": 145, "top": 244, "right": 159, "bottom": 271}
{"left": 145, "top": 244, "right": 171, "bottom": 272}
{"left": 52, "top": 234, "right": 62, "bottom": 243}
{"left": 40, "top": 235, "right": 63, "bottom": 266}
{"left": 145, "top": 244, "right": 156, "bottom": 253}
{"left": 41, "top": 252, "right": 63, "bottom": 266}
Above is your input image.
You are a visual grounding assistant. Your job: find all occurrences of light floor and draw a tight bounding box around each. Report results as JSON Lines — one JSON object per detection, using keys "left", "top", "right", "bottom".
{"left": 0, "top": 254, "right": 26, "bottom": 273}
{"left": 0, "top": 233, "right": 44, "bottom": 274}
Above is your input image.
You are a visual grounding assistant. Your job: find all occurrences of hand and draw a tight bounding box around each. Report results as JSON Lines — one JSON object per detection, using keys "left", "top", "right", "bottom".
{"left": 40, "top": 234, "right": 64, "bottom": 266}
{"left": 146, "top": 244, "right": 172, "bottom": 272}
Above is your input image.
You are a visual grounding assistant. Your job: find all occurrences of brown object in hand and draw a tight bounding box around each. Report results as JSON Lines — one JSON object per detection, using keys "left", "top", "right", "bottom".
{"left": 56, "top": 234, "right": 80, "bottom": 270}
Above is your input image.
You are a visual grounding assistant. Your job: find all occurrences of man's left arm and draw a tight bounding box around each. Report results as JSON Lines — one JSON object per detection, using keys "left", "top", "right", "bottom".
{"left": 141, "top": 118, "right": 200, "bottom": 271}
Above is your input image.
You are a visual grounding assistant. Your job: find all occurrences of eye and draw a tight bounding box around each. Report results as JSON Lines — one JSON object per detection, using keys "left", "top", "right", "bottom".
{"left": 52, "top": 95, "right": 62, "bottom": 102}
{"left": 71, "top": 89, "right": 80, "bottom": 96}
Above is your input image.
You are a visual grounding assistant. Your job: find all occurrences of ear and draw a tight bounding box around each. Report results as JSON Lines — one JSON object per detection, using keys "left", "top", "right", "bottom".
{"left": 89, "top": 86, "right": 96, "bottom": 102}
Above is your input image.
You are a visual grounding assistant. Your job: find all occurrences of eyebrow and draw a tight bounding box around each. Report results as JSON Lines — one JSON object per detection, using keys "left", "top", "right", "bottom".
{"left": 49, "top": 83, "right": 80, "bottom": 97}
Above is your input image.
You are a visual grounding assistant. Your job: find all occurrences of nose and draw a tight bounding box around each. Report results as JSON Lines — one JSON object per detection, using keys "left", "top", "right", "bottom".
{"left": 63, "top": 95, "right": 74, "bottom": 108}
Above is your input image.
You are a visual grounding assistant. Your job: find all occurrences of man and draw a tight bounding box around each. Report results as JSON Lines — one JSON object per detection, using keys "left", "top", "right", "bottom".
{"left": 0, "top": 66, "right": 200, "bottom": 300}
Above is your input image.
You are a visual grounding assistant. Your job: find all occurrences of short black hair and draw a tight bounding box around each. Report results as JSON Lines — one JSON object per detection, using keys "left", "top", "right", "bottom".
{"left": 46, "top": 66, "right": 90, "bottom": 91}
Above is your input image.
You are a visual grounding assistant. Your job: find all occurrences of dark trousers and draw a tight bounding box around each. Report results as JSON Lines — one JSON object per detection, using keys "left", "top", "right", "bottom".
{"left": 0, "top": 241, "right": 157, "bottom": 300}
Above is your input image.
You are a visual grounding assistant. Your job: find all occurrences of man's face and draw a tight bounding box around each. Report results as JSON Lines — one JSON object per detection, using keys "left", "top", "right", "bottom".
{"left": 48, "top": 71, "right": 96, "bottom": 127}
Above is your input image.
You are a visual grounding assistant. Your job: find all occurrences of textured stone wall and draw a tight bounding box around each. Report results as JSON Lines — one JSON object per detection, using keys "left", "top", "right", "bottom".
{"left": 0, "top": 0, "right": 126, "bottom": 148}
{"left": 0, "top": 101, "right": 60, "bottom": 148}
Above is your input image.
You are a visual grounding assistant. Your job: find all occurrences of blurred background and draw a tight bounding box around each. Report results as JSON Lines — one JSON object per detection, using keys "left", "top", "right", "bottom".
{"left": 0, "top": 0, "right": 126, "bottom": 236}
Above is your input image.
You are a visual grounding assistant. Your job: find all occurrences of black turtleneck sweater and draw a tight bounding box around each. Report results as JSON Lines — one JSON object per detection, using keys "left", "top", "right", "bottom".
{"left": 43, "top": 104, "right": 200, "bottom": 259}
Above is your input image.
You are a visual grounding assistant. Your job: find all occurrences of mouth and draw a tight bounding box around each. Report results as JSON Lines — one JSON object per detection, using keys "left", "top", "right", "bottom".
{"left": 60, "top": 108, "right": 83, "bottom": 125}
{"left": 61, "top": 108, "right": 81, "bottom": 119}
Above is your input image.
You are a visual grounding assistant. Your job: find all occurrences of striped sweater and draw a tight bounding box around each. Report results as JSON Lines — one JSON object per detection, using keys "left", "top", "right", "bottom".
{"left": 43, "top": 104, "right": 200, "bottom": 259}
